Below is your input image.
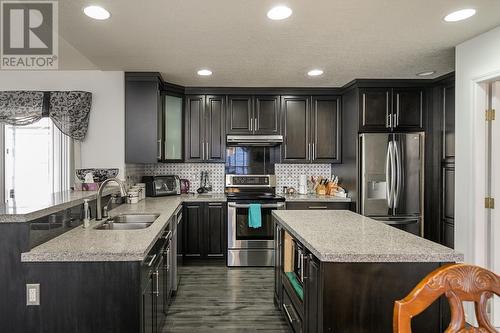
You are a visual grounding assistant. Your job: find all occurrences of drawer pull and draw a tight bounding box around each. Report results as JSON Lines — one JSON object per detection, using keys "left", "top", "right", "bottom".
{"left": 282, "top": 304, "right": 296, "bottom": 323}
{"left": 308, "top": 206, "right": 328, "bottom": 209}
{"left": 146, "top": 254, "right": 157, "bottom": 267}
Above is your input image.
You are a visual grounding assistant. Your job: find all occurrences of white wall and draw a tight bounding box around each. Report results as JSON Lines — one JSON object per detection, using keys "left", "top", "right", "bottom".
{"left": 0, "top": 71, "right": 126, "bottom": 179}
{"left": 456, "top": 26, "right": 500, "bottom": 265}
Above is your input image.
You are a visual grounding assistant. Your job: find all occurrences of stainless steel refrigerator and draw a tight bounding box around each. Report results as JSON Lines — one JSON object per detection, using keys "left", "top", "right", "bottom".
{"left": 359, "top": 133, "right": 424, "bottom": 236}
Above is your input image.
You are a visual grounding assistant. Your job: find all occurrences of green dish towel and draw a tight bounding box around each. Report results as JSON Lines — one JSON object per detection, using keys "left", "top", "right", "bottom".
{"left": 248, "top": 203, "right": 262, "bottom": 228}
{"left": 285, "top": 272, "right": 304, "bottom": 300}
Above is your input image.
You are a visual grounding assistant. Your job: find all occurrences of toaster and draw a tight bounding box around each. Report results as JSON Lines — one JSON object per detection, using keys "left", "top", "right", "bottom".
{"left": 142, "top": 175, "right": 181, "bottom": 197}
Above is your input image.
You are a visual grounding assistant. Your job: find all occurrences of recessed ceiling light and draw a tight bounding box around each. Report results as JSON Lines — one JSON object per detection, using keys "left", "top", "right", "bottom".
{"left": 83, "top": 5, "right": 111, "bottom": 20}
{"left": 444, "top": 8, "right": 476, "bottom": 22}
{"left": 197, "top": 69, "right": 212, "bottom": 76}
{"left": 416, "top": 71, "right": 436, "bottom": 77}
{"left": 267, "top": 6, "right": 292, "bottom": 20}
{"left": 307, "top": 69, "right": 324, "bottom": 77}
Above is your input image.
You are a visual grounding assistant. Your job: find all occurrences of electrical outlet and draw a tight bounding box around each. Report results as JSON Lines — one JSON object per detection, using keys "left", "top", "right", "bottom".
{"left": 26, "top": 284, "right": 40, "bottom": 306}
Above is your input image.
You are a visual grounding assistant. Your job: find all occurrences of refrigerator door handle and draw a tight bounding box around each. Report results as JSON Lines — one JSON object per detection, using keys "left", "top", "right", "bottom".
{"left": 394, "top": 139, "right": 402, "bottom": 208}
{"left": 385, "top": 142, "right": 392, "bottom": 208}
{"left": 390, "top": 141, "right": 396, "bottom": 210}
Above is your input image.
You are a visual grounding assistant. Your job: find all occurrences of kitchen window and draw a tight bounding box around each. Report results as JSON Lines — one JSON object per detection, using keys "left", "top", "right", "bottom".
{"left": 0, "top": 118, "right": 72, "bottom": 205}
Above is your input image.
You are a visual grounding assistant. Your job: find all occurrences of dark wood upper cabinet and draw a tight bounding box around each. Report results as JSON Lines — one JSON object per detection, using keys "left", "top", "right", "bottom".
{"left": 254, "top": 95, "right": 280, "bottom": 134}
{"left": 359, "top": 88, "right": 390, "bottom": 131}
{"left": 394, "top": 88, "right": 424, "bottom": 130}
{"left": 184, "top": 95, "right": 205, "bottom": 162}
{"left": 205, "top": 96, "right": 225, "bottom": 161}
{"left": 443, "top": 86, "right": 455, "bottom": 160}
{"left": 226, "top": 95, "right": 280, "bottom": 135}
{"left": 185, "top": 95, "right": 225, "bottom": 162}
{"left": 311, "top": 96, "right": 341, "bottom": 163}
{"left": 282, "top": 96, "right": 310, "bottom": 162}
{"left": 359, "top": 87, "right": 424, "bottom": 132}
{"left": 282, "top": 95, "right": 341, "bottom": 163}
{"left": 226, "top": 96, "right": 253, "bottom": 134}
{"left": 125, "top": 74, "right": 162, "bottom": 163}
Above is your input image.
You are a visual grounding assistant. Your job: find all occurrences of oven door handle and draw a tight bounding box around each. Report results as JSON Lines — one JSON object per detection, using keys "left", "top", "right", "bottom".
{"left": 227, "top": 202, "right": 285, "bottom": 209}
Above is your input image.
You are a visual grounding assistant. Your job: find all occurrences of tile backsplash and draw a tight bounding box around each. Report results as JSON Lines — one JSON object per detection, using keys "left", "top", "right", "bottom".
{"left": 126, "top": 163, "right": 334, "bottom": 194}
{"left": 275, "top": 164, "right": 332, "bottom": 194}
{"left": 125, "top": 164, "right": 145, "bottom": 185}
{"left": 143, "top": 163, "right": 225, "bottom": 193}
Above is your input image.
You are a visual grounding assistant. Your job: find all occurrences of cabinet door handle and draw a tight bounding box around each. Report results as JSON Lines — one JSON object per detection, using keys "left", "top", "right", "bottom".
{"left": 254, "top": 118, "right": 258, "bottom": 132}
{"left": 308, "top": 206, "right": 328, "bottom": 209}
{"left": 312, "top": 143, "right": 316, "bottom": 161}
{"left": 249, "top": 118, "right": 253, "bottom": 131}
{"left": 202, "top": 141, "right": 205, "bottom": 160}
{"left": 208, "top": 203, "right": 222, "bottom": 206}
{"left": 396, "top": 93, "right": 400, "bottom": 127}
{"left": 206, "top": 142, "right": 209, "bottom": 160}
{"left": 308, "top": 143, "right": 311, "bottom": 161}
{"left": 157, "top": 140, "right": 162, "bottom": 160}
{"left": 153, "top": 271, "right": 160, "bottom": 296}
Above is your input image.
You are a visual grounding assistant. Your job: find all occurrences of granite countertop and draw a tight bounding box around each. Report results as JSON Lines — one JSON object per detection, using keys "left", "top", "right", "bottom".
{"left": 0, "top": 188, "right": 119, "bottom": 223}
{"left": 21, "top": 196, "right": 184, "bottom": 262}
{"left": 181, "top": 193, "right": 227, "bottom": 202}
{"left": 283, "top": 193, "right": 351, "bottom": 202}
{"left": 272, "top": 210, "right": 463, "bottom": 263}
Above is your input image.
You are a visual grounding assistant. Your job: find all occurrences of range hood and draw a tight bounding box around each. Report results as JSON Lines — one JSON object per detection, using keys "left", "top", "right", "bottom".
{"left": 226, "top": 135, "right": 283, "bottom": 146}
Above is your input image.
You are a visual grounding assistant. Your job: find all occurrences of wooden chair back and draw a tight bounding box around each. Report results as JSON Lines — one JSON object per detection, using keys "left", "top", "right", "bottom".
{"left": 393, "top": 264, "right": 500, "bottom": 333}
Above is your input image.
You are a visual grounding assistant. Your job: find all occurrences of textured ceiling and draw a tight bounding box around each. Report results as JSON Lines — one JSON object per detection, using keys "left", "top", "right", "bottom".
{"left": 58, "top": 0, "right": 500, "bottom": 87}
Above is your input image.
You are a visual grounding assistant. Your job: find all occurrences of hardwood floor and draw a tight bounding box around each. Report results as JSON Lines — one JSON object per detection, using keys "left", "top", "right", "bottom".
{"left": 162, "top": 260, "right": 290, "bottom": 332}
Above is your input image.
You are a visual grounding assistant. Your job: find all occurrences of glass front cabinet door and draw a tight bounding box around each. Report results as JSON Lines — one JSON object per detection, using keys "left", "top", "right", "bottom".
{"left": 164, "top": 95, "right": 183, "bottom": 161}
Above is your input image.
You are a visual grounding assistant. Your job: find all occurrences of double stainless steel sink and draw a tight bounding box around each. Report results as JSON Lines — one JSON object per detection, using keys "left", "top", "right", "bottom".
{"left": 95, "top": 213, "right": 160, "bottom": 230}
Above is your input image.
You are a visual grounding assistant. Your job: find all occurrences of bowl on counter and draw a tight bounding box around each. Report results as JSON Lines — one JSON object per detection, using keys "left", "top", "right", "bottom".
{"left": 75, "top": 168, "right": 119, "bottom": 183}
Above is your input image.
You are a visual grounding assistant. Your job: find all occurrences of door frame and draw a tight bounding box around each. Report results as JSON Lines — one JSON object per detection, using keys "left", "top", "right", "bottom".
{"left": 468, "top": 70, "right": 500, "bottom": 327}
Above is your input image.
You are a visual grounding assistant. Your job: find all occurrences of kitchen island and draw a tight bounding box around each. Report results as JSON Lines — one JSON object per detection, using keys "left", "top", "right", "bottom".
{"left": 272, "top": 210, "right": 463, "bottom": 333}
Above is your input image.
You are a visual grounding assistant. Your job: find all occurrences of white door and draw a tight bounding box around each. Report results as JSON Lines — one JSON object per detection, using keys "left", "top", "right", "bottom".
{"left": 491, "top": 81, "right": 500, "bottom": 327}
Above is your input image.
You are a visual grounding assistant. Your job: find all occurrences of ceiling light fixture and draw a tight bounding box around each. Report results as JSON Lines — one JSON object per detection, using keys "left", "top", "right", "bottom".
{"left": 416, "top": 71, "right": 436, "bottom": 77}
{"left": 267, "top": 5, "right": 292, "bottom": 20}
{"left": 197, "top": 69, "right": 212, "bottom": 76}
{"left": 83, "top": 5, "right": 111, "bottom": 20}
{"left": 444, "top": 8, "right": 476, "bottom": 22}
{"left": 307, "top": 69, "right": 324, "bottom": 77}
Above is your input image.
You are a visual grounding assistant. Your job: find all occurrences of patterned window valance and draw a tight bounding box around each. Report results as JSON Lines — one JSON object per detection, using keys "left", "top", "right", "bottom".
{"left": 0, "top": 91, "right": 92, "bottom": 140}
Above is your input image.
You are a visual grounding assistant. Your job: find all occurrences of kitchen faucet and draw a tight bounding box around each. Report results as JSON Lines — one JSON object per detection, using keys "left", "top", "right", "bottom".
{"left": 96, "top": 178, "right": 128, "bottom": 221}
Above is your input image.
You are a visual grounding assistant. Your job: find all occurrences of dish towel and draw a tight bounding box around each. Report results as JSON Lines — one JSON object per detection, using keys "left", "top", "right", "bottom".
{"left": 248, "top": 203, "right": 262, "bottom": 229}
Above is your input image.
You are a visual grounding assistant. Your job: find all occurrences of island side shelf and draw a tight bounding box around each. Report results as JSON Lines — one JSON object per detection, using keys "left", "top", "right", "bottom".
{"left": 272, "top": 210, "right": 463, "bottom": 333}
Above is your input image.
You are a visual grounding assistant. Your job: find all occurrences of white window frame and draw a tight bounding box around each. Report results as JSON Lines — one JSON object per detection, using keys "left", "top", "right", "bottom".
{"left": 0, "top": 123, "right": 5, "bottom": 204}
{"left": 0, "top": 119, "right": 73, "bottom": 203}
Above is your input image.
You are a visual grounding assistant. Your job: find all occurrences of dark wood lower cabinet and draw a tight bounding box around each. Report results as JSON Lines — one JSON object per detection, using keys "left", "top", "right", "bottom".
{"left": 304, "top": 254, "right": 320, "bottom": 333}
{"left": 184, "top": 203, "right": 204, "bottom": 257}
{"left": 183, "top": 202, "right": 227, "bottom": 259}
{"left": 275, "top": 221, "right": 447, "bottom": 333}
{"left": 24, "top": 219, "right": 175, "bottom": 333}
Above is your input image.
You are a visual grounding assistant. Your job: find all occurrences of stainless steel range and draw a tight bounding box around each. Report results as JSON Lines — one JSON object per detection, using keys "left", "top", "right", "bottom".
{"left": 225, "top": 143, "right": 283, "bottom": 267}
{"left": 226, "top": 174, "right": 285, "bottom": 267}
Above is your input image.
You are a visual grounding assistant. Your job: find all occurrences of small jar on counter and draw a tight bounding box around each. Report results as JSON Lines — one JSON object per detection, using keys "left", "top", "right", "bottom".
{"left": 136, "top": 183, "right": 146, "bottom": 200}
{"left": 127, "top": 190, "right": 140, "bottom": 204}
